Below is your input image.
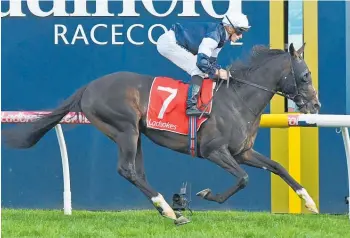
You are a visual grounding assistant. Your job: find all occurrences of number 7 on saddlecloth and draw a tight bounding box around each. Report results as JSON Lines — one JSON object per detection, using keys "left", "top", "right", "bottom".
{"left": 157, "top": 86, "right": 178, "bottom": 119}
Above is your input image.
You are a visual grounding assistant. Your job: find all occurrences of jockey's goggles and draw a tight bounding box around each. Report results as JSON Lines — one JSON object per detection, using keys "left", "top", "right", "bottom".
{"left": 233, "top": 26, "right": 249, "bottom": 35}
{"left": 225, "top": 15, "right": 249, "bottom": 35}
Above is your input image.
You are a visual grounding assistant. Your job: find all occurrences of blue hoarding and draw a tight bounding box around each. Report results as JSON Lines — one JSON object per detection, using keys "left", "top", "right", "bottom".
{"left": 2, "top": 1, "right": 271, "bottom": 211}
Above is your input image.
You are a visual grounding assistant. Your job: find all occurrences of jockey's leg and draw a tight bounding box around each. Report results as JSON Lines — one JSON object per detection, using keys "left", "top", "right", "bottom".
{"left": 156, "top": 29, "right": 199, "bottom": 76}
{"left": 186, "top": 75, "right": 210, "bottom": 117}
{"left": 156, "top": 30, "right": 210, "bottom": 117}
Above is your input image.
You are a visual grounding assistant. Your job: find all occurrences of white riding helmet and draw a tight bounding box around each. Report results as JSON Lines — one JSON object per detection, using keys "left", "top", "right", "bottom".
{"left": 222, "top": 12, "right": 251, "bottom": 30}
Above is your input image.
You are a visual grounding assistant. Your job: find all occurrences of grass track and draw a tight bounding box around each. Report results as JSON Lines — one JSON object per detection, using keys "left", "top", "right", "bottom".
{"left": 2, "top": 209, "right": 349, "bottom": 238}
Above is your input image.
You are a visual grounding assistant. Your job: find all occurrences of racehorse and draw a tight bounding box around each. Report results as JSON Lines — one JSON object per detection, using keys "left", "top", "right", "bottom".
{"left": 3, "top": 43, "right": 321, "bottom": 225}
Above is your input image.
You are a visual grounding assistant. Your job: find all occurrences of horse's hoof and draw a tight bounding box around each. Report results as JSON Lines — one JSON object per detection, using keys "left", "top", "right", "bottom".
{"left": 161, "top": 211, "right": 177, "bottom": 220}
{"left": 196, "top": 188, "right": 211, "bottom": 198}
{"left": 174, "top": 210, "right": 183, "bottom": 219}
{"left": 296, "top": 188, "right": 319, "bottom": 214}
{"left": 174, "top": 215, "right": 191, "bottom": 226}
{"left": 305, "top": 203, "right": 319, "bottom": 214}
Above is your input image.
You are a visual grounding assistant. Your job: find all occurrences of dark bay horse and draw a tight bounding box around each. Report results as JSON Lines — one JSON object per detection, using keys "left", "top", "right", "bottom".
{"left": 3, "top": 43, "right": 321, "bottom": 225}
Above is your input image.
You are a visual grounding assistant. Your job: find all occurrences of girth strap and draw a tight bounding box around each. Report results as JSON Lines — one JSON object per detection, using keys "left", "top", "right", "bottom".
{"left": 188, "top": 116, "right": 197, "bottom": 157}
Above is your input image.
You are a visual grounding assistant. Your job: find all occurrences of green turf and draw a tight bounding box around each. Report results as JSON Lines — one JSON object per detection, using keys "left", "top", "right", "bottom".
{"left": 1, "top": 209, "right": 349, "bottom": 238}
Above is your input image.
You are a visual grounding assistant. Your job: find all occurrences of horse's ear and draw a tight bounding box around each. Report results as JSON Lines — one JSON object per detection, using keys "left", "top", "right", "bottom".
{"left": 289, "top": 43, "right": 296, "bottom": 56}
{"left": 297, "top": 42, "right": 306, "bottom": 57}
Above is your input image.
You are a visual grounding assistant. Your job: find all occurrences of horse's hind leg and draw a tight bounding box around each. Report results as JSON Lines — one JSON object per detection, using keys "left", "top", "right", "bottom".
{"left": 116, "top": 127, "right": 178, "bottom": 220}
{"left": 135, "top": 136, "right": 146, "bottom": 181}
{"left": 240, "top": 149, "right": 319, "bottom": 214}
{"left": 133, "top": 134, "right": 189, "bottom": 225}
{"left": 82, "top": 109, "right": 177, "bottom": 221}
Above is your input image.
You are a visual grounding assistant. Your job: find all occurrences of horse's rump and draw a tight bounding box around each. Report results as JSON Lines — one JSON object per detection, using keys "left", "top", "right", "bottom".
{"left": 146, "top": 76, "right": 215, "bottom": 135}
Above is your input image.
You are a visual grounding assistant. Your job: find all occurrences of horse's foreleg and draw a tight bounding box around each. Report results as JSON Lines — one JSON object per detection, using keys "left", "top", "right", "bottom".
{"left": 241, "top": 149, "right": 319, "bottom": 214}
{"left": 196, "top": 145, "right": 248, "bottom": 204}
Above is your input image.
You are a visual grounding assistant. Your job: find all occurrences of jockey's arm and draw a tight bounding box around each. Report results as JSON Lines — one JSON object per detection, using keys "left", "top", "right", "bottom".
{"left": 196, "top": 37, "right": 222, "bottom": 79}
{"left": 209, "top": 47, "right": 222, "bottom": 67}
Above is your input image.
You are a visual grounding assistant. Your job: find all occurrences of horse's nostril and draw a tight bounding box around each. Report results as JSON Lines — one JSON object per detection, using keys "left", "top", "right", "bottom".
{"left": 314, "top": 104, "right": 321, "bottom": 110}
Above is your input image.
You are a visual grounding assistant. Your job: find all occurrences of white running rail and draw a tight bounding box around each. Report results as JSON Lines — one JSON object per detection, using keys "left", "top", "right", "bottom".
{"left": 1, "top": 111, "right": 350, "bottom": 218}
{"left": 2, "top": 111, "right": 90, "bottom": 215}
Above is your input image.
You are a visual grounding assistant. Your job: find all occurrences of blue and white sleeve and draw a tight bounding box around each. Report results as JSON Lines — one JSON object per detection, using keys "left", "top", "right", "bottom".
{"left": 209, "top": 47, "right": 222, "bottom": 68}
{"left": 196, "top": 37, "right": 221, "bottom": 78}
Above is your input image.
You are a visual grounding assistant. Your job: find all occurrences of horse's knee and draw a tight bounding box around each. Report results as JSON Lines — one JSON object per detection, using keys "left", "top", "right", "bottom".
{"left": 239, "top": 174, "right": 249, "bottom": 188}
{"left": 219, "top": 174, "right": 249, "bottom": 203}
{"left": 217, "top": 196, "right": 226, "bottom": 204}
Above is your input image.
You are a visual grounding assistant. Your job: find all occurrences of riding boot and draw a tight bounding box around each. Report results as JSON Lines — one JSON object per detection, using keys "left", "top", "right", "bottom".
{"left": 186, "top": 83, "right": 210, "bottom": 117}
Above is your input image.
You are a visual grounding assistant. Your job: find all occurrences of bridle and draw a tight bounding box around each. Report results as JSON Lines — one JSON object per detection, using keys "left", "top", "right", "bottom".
{"left": 227, "top": 55, "right": 308, "bottom": 109}
{"left": 223, "top": 16, "right": 308, "bottom": 107}
{"left": 199, "top": 54, "right": 309, "bottom": 119}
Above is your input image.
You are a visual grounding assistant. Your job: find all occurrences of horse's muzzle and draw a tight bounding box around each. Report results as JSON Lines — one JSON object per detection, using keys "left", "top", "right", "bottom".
{"left": 299, "top": 99, "right": 321, "bottom": 114}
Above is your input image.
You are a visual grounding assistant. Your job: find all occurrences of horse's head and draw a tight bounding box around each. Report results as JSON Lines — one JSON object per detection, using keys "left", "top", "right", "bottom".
{"left": 281, "top": 43, "right": 321, "bottom": 114}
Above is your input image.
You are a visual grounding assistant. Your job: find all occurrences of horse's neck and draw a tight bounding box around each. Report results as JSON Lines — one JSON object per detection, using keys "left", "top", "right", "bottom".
{"left": 232, "top": 54, "right": 290, "bottom": 118}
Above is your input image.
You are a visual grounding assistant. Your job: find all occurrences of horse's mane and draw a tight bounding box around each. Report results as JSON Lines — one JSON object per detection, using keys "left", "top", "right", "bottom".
{"left": 228, "top": 45, "right": 286, "bottom": 77}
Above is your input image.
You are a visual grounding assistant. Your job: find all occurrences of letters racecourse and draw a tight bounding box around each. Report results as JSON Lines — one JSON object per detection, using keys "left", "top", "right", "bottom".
{"left": 1, "top": 0, "right": 240, "bottom": 45}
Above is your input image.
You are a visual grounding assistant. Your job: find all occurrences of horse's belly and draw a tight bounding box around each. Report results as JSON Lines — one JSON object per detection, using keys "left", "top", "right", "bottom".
{"left": 141, "top": 128, "right": 192, "bottom": 155}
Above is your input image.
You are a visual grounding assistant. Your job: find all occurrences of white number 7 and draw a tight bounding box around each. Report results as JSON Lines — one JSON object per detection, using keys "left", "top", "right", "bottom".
{"left": 157, "top": 86, "right": 178, "bottom": 119}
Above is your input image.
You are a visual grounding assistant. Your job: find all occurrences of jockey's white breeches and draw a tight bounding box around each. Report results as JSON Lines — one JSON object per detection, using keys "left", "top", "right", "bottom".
{"left": 156, "top": 30, "right": 207, "bottom": 78}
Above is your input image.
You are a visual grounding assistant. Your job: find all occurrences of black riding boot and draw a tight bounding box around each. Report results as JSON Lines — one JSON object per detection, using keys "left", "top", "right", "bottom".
{"left": 186, "top": 83, "right": 210, "bottom": 117}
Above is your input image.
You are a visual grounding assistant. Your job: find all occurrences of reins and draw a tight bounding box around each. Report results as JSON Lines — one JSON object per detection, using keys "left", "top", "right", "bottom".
{"left": 198, "top": 56, "right": 303, "bottom": 119}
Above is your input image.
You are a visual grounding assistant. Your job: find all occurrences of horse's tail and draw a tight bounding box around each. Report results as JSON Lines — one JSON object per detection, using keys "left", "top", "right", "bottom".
{"left": 3, "top": 85, "right": 88, "bottom": 149}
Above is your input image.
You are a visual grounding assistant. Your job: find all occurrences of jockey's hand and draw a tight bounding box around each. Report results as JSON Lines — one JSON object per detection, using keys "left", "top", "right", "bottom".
{"left": 216, "top": 69, "right": 230, "bottom": 80}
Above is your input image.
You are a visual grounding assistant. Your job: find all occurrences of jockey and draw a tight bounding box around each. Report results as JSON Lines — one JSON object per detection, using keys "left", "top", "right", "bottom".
{"left": 156, "top": 12, "right": 251, "bottom": 117}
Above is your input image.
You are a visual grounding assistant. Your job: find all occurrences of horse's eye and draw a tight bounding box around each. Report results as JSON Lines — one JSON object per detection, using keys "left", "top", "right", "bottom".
{"left": 302, "top": 72, "right": 311, "bottom": 82}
